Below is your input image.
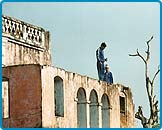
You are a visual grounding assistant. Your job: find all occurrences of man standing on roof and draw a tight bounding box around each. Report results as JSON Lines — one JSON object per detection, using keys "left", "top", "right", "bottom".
{"left": 96, "top": 42, "right": 108, "bottom": 82}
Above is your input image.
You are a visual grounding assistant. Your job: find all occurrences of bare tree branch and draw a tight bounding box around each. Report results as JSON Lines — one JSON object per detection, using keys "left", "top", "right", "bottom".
{"left": 148, "top": 78, "right": 152, "bottom": 86}
{"left": 149, "top": 65, "right": 160, "bottom": 97}
{"left": 135, "top": 106, "right": 148, "bottom": 128}
{"left": 153, "top": 95, "right": 156, "bottom": 103}
{"left": 151, "top": 65, "right": 160, "bottom": 85}
{"left": 146, "top": 36, "right": 153, "bottom": 62}
{"left": 129, "top": 49, "right": 146, "bottom": 64}
{"left": 146, "top": 43, "right": 150, "bottom": 62}
{"left": 146, "top": 35, "right": 153, "bottom": 44}
{"left": 129, "top": 54, "right": 138, "bottom": 56}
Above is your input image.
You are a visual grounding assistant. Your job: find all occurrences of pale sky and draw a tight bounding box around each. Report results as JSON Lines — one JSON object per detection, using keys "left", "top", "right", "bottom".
{"left": 2, "top": 2, "right": 160, "bottom": 127}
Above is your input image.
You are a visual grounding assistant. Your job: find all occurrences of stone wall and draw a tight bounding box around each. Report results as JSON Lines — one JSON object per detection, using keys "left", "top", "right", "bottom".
{"left": 41, "top": 66, "right": 135, "bottom": 128}
{"left": 2, "top": 64, "right": 42, "bottom": 128}
{"left": 2, "top": 15, "right": 51, "bottom": 66}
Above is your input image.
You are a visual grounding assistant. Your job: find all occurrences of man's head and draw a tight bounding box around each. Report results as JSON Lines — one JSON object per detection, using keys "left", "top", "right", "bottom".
{"left": 105, "top": 64, "right": 109, "bottom": 72}
{"left": 100, "top": 42, "right": 107, "bottom": 50}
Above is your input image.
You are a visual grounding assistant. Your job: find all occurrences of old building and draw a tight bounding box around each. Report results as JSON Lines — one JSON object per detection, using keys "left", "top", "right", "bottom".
{"left": 2, "top": 15, "right": 135, "bottom": 128}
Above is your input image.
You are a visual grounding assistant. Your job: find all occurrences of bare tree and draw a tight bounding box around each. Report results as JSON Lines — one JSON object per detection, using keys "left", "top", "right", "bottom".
{"left": 129, "top": 36, "right": 160, "bottom": 128}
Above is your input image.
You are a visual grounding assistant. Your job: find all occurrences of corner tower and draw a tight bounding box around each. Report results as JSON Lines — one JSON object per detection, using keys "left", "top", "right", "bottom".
{"left": 2, "top": 15, "right": 51, "bottom": 66}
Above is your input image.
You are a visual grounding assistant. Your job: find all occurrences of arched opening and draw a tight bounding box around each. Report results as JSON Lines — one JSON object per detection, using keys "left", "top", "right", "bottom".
{"left": 101, "top": 94, "right": 110, "bottom": 128}
{"left": 120, "top": 91, "right": 126, "bottom": 115}
{"left": 89, "top": 89, "right": 99, "bottom": 128}
{"left": 54, "top": 76, "right": 64, "bottom": 117}
{"left": 77, "top": 88, "right": 87, "bottom": 128}
{"left": 2, "top": 77, "right": 9, "bottom": 118}
{"left": 119, "top": 91, "right": 126, "bottom": 128}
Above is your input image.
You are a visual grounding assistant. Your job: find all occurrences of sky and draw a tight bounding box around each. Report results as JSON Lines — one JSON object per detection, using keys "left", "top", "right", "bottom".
{"left": 2, "top": 2, "right": 160, "bottom": 127}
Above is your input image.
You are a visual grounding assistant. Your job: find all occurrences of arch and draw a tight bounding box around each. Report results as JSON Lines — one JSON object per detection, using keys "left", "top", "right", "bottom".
{"left": 77, "top": 87, "right": 86, "bottom": 101}
{"left": 2, "top": 77, "right": 9, "bottom": 118}
{"left": 54, "top": 76, "right": 64, "bottom": 116}
{"left": 89, "top": 89, "right": 99, "bottom": 128}
{"left": 101, "top": 93, "right": 110, "bottom": 128}
{"left": 77, "top": 88, "right": 87, "bottom": 128}
{"left": 120, "top": 91, "right": 126, "bottom": 115}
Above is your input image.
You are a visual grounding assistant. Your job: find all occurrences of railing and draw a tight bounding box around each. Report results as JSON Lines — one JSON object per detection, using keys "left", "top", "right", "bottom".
{"left": 2, "top": 15, "right": 46, "bottom": 48}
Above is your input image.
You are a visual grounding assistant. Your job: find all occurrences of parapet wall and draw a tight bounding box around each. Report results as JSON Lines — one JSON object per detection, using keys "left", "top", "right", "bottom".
{"left": 2, "top": 15, "right": 47, "bottom": 49}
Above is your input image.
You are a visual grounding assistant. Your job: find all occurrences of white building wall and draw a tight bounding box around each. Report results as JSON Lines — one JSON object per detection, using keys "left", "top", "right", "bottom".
{"left": 41, "top": 66, "right": 134, "bottom": 128}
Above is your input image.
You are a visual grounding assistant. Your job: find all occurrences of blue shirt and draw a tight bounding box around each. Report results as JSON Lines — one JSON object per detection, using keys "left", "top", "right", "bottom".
{"left": 96, "top": 47, "right": 105, "bottom": 63}
{"left": 103, "top": 71, "right": 113, "bottom": 84}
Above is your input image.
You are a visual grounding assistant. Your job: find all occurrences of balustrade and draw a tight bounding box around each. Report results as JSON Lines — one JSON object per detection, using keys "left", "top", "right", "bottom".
{"left": 2, "top": 15, "right": 45, "bottom": 48}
